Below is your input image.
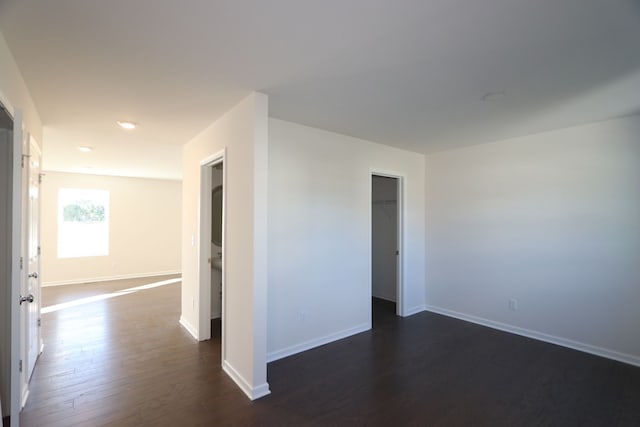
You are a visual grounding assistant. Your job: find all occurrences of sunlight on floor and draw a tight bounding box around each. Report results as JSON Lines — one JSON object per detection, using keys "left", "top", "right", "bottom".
{"left": 41, "top": 278, "right": 181, "bottom": 314}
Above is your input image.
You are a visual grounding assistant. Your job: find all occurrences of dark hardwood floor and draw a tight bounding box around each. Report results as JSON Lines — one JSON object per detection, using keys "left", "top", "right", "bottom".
{"left": 19, "top": 278, "right": 640, "bottom": 426}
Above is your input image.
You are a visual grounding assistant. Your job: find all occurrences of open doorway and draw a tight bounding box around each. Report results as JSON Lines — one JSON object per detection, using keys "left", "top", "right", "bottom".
{"left": 22, "top": 150, "right": 183, "bottom": 425}
{"left": 197, "top": 149, "right": 226, "bottom": 363}
{"left": 210, "top": 162, "right": 223, "bottom": 340}
{"left": 371, "top": 174, "right": 401, "bottom": 325}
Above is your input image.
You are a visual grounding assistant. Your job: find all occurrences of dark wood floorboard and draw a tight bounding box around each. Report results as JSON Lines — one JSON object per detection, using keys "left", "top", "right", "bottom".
{"left": 19, "top": 278, "right": 640, "bottom": 426}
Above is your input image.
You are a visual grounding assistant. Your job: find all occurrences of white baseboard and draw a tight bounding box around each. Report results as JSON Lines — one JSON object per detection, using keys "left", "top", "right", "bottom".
{"left": 179, "top": 316, "right": 198, "bottom": 340}
{"left": 425, "top": 305, "right": 640, "bottom": 368}
{"left": 267, "top": 322, "right": 370, "bottom": 363}
{"left": 222, "top": 360, "right": 271, "bottom": 400}
{"left": 42, "top": 270, "right": 182, "bottom": 287}
{"left": 20, "top": 387, "right": 29, "bottom": 410}
{"left": 403, "top": 304, "right": 427, "bottom": 317}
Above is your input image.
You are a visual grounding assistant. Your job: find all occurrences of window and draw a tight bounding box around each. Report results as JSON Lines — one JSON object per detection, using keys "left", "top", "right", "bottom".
{"left": 58, "top": 189, "right": 109, "bottom": 258}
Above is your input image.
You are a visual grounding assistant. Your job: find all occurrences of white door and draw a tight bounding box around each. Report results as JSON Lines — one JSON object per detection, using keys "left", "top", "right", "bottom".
{"left": 24, "top": 136, "right": 41, "bottom": 382}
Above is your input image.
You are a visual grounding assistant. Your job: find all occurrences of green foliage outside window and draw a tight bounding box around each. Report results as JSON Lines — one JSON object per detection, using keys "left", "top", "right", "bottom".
{"left": 63, "top": 199, "right": 106, "bottom": 223}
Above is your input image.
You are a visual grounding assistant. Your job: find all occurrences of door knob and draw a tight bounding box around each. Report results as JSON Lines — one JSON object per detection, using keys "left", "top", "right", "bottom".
{"left": 19, "top": 294, "right": 34, "bottom": 305}
{"left": 28, "top": 272, "right": 38, "bottom": 279}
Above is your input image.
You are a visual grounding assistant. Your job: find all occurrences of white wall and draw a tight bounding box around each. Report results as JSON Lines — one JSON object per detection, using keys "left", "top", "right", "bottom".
{"left": 267, "top": 118, "right": 426, "bottom": 361}
{"left": 0, "top": 29, "right": 42, "bottom": 418}
{"left": 40, "top": 172, "right": 182, "bottom": 285}
{"left": 0, "top": 31, "right": 41, "bottom": 143}
{"left": 181, "top": 92, "right": 269, "bottom": 399}
{"left": 372, "top": 175, "right": 398, "bottom": 302}
{"left": 425, "top": 114, "right": 640, "bottom": 365}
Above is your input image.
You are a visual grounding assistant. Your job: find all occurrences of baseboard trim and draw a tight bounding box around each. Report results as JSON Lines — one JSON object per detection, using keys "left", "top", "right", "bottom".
{"left": 21, "top": 387, "right": 29, "bottom": 409}
{"left": 403, "top": 304, "right": 427, "bottom": 317}
{"left": 42, "top": 270, "right": 182, "bottom": 287}
{"left": 222, "top": 360, "right": 271, "bottom": 400}
{"left": 179, "top": 316, "right": 198, "bottom": 340}
{"left": 425, "top": 305, "right": 640, "bottom": 368}
{"left": 267, "top": 322, "right": 370, "bottom": 363}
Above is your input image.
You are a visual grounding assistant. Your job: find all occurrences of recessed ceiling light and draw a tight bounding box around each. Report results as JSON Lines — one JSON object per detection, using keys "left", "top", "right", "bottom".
{"left": 117, "top": 120, "right": 138, "bottom": 129}
{"left": 78, "top": 146, "right": 93, "bottom": 152}
{"left": 481, "top": 91, "right": 506, "bottom": 102}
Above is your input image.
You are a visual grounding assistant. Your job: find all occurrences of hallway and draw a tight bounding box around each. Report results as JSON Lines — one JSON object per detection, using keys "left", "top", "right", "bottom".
{"left": 21, "top": 275, "right": 239, "bottom": 426}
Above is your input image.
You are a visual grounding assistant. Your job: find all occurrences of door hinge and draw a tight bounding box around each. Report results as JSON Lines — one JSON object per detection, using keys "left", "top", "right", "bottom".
{"left": 20, "top": 256, "right": 23, "bottom": 269}
{"left": 21, "top": 154, "right": 30, "bottom": 168}
{"left": 38, "top": 318, "right": 42, "bottom": 327}
{"left": 19, "top": 359, "right": 22, "bottom": 372}
{"left": 39, "top": 173, "right": 44, "bottom": 183}
{"left": 38, "top": 246, "right": 41, "bottom": 256}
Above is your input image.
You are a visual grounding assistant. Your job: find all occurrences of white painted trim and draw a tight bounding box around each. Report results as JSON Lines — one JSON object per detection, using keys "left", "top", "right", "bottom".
{"left": 41, "top": 270, "right": 182, "bottom": 287}
{"left": 267, "top": 322, "right": 370, "bottom": 363}
{"left": 250, "top": 383, "right": 272, "bottom": 400}
{"left": 222, "top": 360, "right": 271, "bottom": 400}
{"left": 20, "top": 388, "right": 28, "bottom": 409}
{"left": 199, "top": 149, "right": 226, "bottom": 166}
{"left": 179, "top": 315, "right": 198, "bottom": 340}
{"left": 403, "top": 304, "right": 427, "bottom": 317}
{"left": 197, "top": 162, "right": 212, "bottom": 341}
{"left": 425, "top": 305, "right": 640, "bottom": 368}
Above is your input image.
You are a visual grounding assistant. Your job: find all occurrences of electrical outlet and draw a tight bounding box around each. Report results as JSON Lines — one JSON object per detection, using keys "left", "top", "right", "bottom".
{"left": 508, "top": 298, "right": 518, "bottom": 311}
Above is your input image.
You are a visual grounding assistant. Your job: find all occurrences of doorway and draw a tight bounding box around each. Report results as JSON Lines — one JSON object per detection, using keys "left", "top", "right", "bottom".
{"left": 371, "top": 174, "right": 402, "bottom": 324}
{"left": 210, "top": 162, "right": 223, "bottom": 339}
{"left": 197, "top": 149, "right": 226, "bottom": 361}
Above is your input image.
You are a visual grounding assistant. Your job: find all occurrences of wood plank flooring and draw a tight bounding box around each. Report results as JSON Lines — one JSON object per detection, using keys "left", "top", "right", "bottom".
{"left": 18, "top": 279, "right": 640, "bottom": 426}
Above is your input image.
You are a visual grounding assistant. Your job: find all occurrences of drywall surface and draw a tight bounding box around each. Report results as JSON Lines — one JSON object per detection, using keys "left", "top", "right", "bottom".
{"left": 372, "top": 175, "right": 398, "bottom": 302}
{"left": 0, "top": 30, "right": 41, "bottom": 143}
{"left": 40, "top": 172, "right": 181, "bottom": 285}
{"left": 425, "top": 114, "right": 640, "bottom": 363}
{"left": 267, "top": 118, "right": 425, "bottom": 360}
{"left": 181, "top": 92, "right": 269, "bottom": 398}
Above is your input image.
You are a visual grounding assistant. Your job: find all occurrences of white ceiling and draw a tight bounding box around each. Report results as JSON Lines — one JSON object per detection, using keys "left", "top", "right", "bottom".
{"left": 1, "top": 0, "right": 639, "bottom": 180}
